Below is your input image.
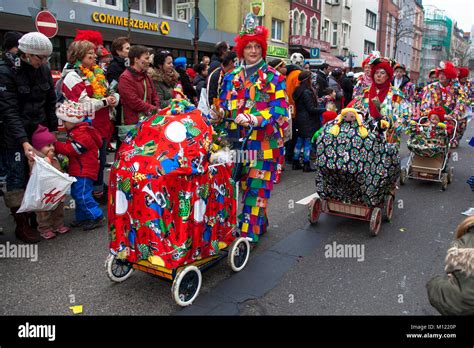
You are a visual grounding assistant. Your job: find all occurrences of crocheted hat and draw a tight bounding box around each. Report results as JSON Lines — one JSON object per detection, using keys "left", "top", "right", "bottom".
{"left": 436, "top": 61, "right": 457, "bottom": 79}
{"left": 368, "top": 51, "right": 394, "bottom": 80}
{"left": 234, "top": 13, "right": 268, "bottom": 59}
{"left": 429, "top": 106, "right": 446, "bottom": 122}
{"left": 18, "top": 32, "right": 52, "bottom": 56}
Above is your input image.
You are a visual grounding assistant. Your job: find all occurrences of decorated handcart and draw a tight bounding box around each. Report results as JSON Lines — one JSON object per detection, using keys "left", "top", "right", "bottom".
{"left": 308, "top": 109, "right": 400, "bottom": 236}
{"left": 105, "top": 100, "right": 250, "bottom": 307}
{"left": 400, "top": 115, "right": 457, "bottom": 191}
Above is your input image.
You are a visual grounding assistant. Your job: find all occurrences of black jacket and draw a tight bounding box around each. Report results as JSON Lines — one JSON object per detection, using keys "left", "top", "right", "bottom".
{"left": 293, "top": 85, "right": 325, "bottom": 138}
{"left": 106, "top": 55, "right": 126, "bottom": 125}
{"left": 392, "top": 75, "right": 411, "bottom": 91}
{"left": 316, "top": 70, "right": 329, "bottom": 98}
{"left": 207, "top": 67, "right": 222, "bottom": 105}
{"left": 193, "top": 75, "right": 207, "bottom": 100}
{"left": 176, "top": 66, "right": 197, "bottom": 103}
{"left": 0, "top": 58, "right": 57, "bottom": 148}
{"left": 341, "top": 76, "right": 354, "bottom": 107}
{"left": 208, "top": 54, "right": 221, "bottom": 75}
{"left": 106, "top": 55, "right": 126, "bottom": 85}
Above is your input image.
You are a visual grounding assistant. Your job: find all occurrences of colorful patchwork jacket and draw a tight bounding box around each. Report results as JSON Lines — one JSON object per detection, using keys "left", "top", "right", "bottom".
{"left": 219, "top": 61, "right": 289, "bottom": 161}
{"left": 420, "top": 80, "right": 468, "bottom": 121}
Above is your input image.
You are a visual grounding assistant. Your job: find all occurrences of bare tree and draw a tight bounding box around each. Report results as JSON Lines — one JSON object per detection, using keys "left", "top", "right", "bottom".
{"left": 392, "top": 9, "right": 417, "bottom": 60}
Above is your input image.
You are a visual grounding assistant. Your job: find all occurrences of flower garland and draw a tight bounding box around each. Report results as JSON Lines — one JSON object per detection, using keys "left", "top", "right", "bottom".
{"left": 75, "top": 61, "right": 108, "bottom": 99}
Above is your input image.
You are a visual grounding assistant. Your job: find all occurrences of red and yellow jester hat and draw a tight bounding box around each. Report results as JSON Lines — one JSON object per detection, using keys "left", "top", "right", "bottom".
{"left": 234, "top": 13, "right": 269, "bottom": 60}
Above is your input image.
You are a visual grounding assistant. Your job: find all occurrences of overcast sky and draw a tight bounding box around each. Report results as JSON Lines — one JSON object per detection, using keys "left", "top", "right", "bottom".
{"left": 422, "top": 0, "right": 473, "bottom": 32}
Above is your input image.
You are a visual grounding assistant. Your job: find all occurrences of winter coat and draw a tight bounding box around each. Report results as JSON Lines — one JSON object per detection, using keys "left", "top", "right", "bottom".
{"left": 106, "top": 55, "right": 126, "bottom": 85}
{"left": 315, "top": 70, "right": 329, "bottom": 98}
{"left": 176, "top": 66, "right": 197, "bottom": 103}
{"left": 341, "top": 76, "right": 354, "bottom": 107}
{"left": 328, "top": 75, "right": 344, "bottom": 112}
{"left": 293, "top": 85, "right": 325, "bottom": 138}
{"left": 285, "top": 64, "right": 302, "bottom": 116}
{"left": 193, "top": 74, "right": 206, "bottom": 100}
{"left": 61, "top": 64, "right": 118, "bottom": 143}
{"left": 0, "top": 57, "right": 57, "bottom": 148}
{"left": 207, "top": 66, "right": 222, "bottom": 106}
{"left": 55, "top": 122, "right": 103, "bottom": 181}
{"left": 208, "top": 54, "right": 221, "bottom": 75}
{"left": 118, "top": 67, "right": 159, "bottom": 125}
{"left": 427, "top": 228, "right": 474, "bottom": 315}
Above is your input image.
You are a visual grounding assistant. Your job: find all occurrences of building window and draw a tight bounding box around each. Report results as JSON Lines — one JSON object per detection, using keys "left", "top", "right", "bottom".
{"left": 161, "top": 0, "right": 173, "bottom": 18}
{"left": 299, "top": 12, "right": 307, "bottom": 36}
{"left": 145, "top": 0, "right": 157, "bottom": 14}
{"left": 79, "top": 0, "right": 121, "bottom": 8}
{"left": 366, "top": 10, "right": 376, "bottom": 29}
{"left": 176, "top": 0, "right": 192, "bottom": 21}
{"left": 310, "top": 17, "right": 318, "bottom": 39}
{"left": 292, "top": 9, "right": 300, "bottom": 35}
{"left": 321, "top": 18, "right": 330, "bottom": 42}
{"left": 364, "top": 40, "right": 375, "bottom": 54}
{"left": 272, "top": 19, "right": 283, "bottom": 41}
{"left": 342, "top": 22, "right": 350, "bottom": 47}
{"left": 331, "top": 22, "right": 338, "bottom": 47}
{"left": 343, "top": 0, "right": 351, "bottom": 8}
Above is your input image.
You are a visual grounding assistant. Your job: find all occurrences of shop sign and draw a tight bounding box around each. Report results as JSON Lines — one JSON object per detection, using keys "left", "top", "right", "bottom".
{"left": 250, "top": 1, "right": 264, "bottom": 17}
{"left": 267, "top": 45, "right": 288, "bottom": 58}
{"left": 91, "top": 12, "right": 167, "bottom": 34}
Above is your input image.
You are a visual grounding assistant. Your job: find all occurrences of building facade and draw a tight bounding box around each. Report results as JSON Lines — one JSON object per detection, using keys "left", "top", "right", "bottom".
{"left": 409, "top": 0, "right": 423, "bottom": 83}
{"left": 394, "top": 0, "right": 415, "bottom": 68}
{"left": 420, "top": 5, "right": 453, "bottom": 83}
{"left": 450, "top": 22, "right": 470, "bottom": 67}
{"left": 349, "top": 0, "right": 378, "bottom": 68}
{"left": 377, "top": 0, "right": 400, "bottom": 59}
{"left": 216, "top": 0, "right": 291, "bottom": 62}
{"left": 0, "top": 0, "right": 237, "bottom": 71}
{"left": 321, "top": 0, "right": 353, "bottom": 62}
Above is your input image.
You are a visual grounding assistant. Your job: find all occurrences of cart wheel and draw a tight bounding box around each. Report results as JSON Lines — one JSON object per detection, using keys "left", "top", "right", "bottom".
{"left": 171, "top": 265, "right": 202, "bottom": 307}
{"left": 384, "top": 195, "right": 394, "bottom": 222}
{"left": 447, "top": 167, "right": 454, "bottom": 184}
{"left": 399, "top": 168, "right": 407, "bottom": 185}
{"left": 441, "top": 173, "right": 448, "bottom": 191}
{"left": 308, "top": 197, "right": 322, "bottom": 224}
{"left": 105, "top": 254, "right": 134, "bottom": 283}
{"left": 369, "top": 207, "right": 382, "bottom": 236}
{"left": 227, "top": 237, "right": 250, "bottom": 272}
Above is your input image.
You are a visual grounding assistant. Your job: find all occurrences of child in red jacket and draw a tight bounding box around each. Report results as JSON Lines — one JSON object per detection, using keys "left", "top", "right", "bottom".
{"left": 55, "top": 102, "right": 105, "bottom": 231}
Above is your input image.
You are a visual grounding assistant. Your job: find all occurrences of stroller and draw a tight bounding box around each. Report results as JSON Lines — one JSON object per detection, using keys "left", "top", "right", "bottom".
{"left": 308, "top": 111, "right": 400, "bottom": 236}
{"left": 105, "top": 106, "right": 251, "bottom": 307}
{"left": 400, "top": 115, "right": 457, "bottom": 191}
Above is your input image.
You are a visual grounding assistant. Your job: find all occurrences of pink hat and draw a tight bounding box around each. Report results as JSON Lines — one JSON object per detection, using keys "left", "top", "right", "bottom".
{"left": 32, "top": 125, "right": 56, "bottom": 151}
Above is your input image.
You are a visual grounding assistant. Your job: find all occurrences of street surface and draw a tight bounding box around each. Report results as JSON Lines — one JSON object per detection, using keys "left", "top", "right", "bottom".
{"left": 1, "top": 114, "right": 473, "bottom": 316}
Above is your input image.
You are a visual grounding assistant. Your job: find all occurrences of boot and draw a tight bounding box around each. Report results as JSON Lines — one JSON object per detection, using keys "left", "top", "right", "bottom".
{"left": 11, "top": 208, "right": 41, "bottom": 243}
{"left": 292, "top": 159, "right": 303, "bottom": 170}
{"left": 303, "top": 162, "right": 314, "bottom": 172}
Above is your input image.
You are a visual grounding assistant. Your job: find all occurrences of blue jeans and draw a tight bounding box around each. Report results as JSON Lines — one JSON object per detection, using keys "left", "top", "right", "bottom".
{"left": 71, "top": 177, "right": 103, "bottom": 222}
{"left": 3, "top": 147, "right": 28, "bottom": 191}
{"left": 93, "top": 139, "right": 107, "bottom": 194}
{"left": 293, "top": 137, "right": 312, "bottom": 162}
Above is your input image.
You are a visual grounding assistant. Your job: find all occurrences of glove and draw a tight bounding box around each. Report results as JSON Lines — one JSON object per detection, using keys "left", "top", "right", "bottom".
{"left": 235, "top": 113, "right": 258, "bottom": 127}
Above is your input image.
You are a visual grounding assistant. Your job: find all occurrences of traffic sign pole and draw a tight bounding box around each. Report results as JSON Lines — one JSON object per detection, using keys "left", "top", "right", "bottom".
{"left": 193, "top": 0, "right": 199, "bottom": 65}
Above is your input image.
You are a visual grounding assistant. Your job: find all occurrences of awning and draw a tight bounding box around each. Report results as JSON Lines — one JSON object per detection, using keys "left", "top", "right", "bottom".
{"left": 320, "top": 51, "right": 345, "bottom": 68}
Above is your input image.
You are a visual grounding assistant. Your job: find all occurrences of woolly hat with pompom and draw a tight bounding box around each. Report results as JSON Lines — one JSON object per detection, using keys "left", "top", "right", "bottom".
{"left": 429, "top": 106, "right": 446, "bottom": 122}
{"left": 436, "top": 61, "right": 458, "bottom": 79}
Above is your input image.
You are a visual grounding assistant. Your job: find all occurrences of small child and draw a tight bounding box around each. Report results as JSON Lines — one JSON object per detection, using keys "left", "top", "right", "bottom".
{"left": 31, "top": 125, "right": 70, "bottom": 239}
{"left": 318, "top": 88, "right": 337, "bottom": 111}
{"left": 411, "top": 106, "right": 452, "bottom": 139}
{"left": 55, "top": 102, "right": 105, "bottom": 231}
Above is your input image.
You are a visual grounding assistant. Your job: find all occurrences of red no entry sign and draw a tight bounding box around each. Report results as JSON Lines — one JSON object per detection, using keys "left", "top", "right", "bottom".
{"left": 35, "top": 11, "right": 58, "bottom": 38}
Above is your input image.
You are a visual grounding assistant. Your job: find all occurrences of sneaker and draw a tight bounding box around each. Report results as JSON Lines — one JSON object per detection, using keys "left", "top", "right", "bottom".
{"left": 56, "top": 226, "right": 71, "bottom": 234}
{"left": 83, "top": 216, "right": 105, "bottom": 231}
{"left": 40, "top": 229, "right": 56, "bottom": 240}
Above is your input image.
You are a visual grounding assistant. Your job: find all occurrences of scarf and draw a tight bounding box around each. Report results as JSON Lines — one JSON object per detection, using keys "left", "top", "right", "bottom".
{"left": 368, "top": 79, "right": 391, "bottom": 118}
{"left": 360, "top": 73, "right": 372, "bottom": 87}
{"left": 153, "top": 67, "right": 179, "bottom": 88}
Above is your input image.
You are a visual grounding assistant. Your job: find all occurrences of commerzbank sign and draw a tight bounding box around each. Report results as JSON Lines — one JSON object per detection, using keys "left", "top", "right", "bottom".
{"left": 91, "top": 12, "right": 170, "bottom": 34}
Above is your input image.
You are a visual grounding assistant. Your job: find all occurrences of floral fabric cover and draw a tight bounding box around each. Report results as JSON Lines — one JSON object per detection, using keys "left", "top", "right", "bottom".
{"left": 314, "top": 121, "right": 400, "bottom": 206}
{"left": 406, "top": 122, "right": 449, "bottom": 158}
{"left": 108, "top": 108, "right": 237, "bottom": 269}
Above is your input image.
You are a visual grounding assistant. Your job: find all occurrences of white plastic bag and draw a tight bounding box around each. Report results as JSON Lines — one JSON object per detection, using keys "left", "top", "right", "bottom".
{"left": 17, "top": 156, "right": 76, "bottom": 213}
{"left": 197, "top": 87, "right": 210, "bottom": 115}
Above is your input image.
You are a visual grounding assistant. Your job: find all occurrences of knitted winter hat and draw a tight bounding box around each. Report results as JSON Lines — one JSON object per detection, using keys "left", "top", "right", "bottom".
{"left": 370, "top": 59, "right": 394, "bottom": 81}
{"left": 32, "top": 125, "right": 56, "bottom": 150}
{"left": 3, "top": 31, "right": 23, "bottom": 51}
{"left": 298, "top": 70, "right": 312, "bottom": 82}
{"left": 174, "top": 57, "right": 187, "bottom": 69}
{"left": 56, "top": 101, "right": 88, "bottom": 124}
{"left": 362, "top": 56, "right": 371, "bottom": 68}
{"left": 18, "top": 32, "right": 53, "bottom": 56}
{"left": 429, "top": 106, "right": 446, "bottom": 122}
{"left": 436, "top": 61, "right": 457, "bottom": 79}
